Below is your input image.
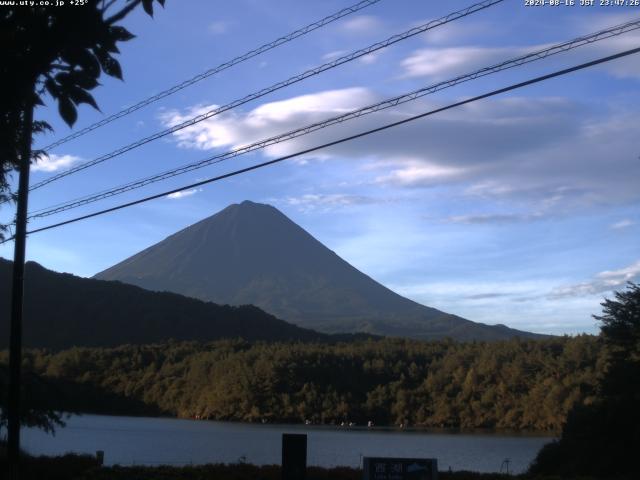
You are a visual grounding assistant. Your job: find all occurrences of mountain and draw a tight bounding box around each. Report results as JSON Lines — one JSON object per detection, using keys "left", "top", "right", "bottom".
{"left": 95, "top": 201, "right": 541, "bottom": 341}
{"left": 0, "top": 258, "right": 332, "bottom": 350}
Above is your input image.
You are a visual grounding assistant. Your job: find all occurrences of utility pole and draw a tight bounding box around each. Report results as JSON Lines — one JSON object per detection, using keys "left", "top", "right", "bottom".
{"left": 7, "top": 99, "right": 34, "bottom": 479}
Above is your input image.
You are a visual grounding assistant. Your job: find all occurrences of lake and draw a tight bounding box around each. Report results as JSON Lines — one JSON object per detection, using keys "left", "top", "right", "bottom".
{"left": 22, "top": 414, "right": 554, "bottom": 474}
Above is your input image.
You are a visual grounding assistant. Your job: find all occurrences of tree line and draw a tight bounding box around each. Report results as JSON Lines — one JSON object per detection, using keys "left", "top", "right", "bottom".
{"left": 1, "top": 335, "right": 603, "bottom": 432}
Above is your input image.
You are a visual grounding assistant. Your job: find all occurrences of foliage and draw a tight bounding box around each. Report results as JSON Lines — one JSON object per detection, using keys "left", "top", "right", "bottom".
{"left": 0, "top": 259, "right": 330, "bottom": 350}
{"left": 0, "top": 446, "right": 610, "bottom": 480}
{"left": 0, "top": 365, "right": 66, "bottom": 438}
{"left": 593, "top": 283, "right": 640, "bottom": 400}
{"left": 530, "top": 283, "right": 640, "bottom": 478}
{"left": 0, "top": 0, "right": 165, "bottom": 238}
{"left": 0, "top": 335, "right": 604, "bottom": 432}
{"left": 0, "top": 445, "right": 101, "bottom": 480}
{"left": 0, "top": 1, "right": 167, "bottom": 434}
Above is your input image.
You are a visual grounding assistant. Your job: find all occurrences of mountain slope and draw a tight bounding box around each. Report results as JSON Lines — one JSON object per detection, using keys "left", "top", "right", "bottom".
{"left": 95, "top": 201, "right": 541, "bottom": 341}
{"left": 0, "top": 258, "right": 330, "bottom": 350}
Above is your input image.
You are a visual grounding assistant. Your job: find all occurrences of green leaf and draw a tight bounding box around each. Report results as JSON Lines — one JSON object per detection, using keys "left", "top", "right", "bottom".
{"left": 44, "top": 78, "right": 59, "bottom": 99}
{"left": 142, "top": 0, "right": 154, "bottom": 16}
{"left": 67, "top": 86, "right": 100, "bottom": 112}
{"left": 33, "top": 121, "right": 53, "bottom": 134}
{"left": 109, "top": 26, "right": 136, "bottom": 42}
{"left": 70, "top": 71, "right": 100, "bottom": 91}
{"left": 58, "top": 96, "right": 78, "bottom": 127}
{"left": 103, "top": 56, "right": 123, "bottom": 80}
{"left": 95, "top": 48, "right": 123, "bottom": 80}
{"left": 54, "top": 72, "right": 72, "bottom": 85}
{"left": 61, "top": 48, "right": 100, "bottom": 78}
{"left": 32, "top": 92, "right": 45, "bottom": 107}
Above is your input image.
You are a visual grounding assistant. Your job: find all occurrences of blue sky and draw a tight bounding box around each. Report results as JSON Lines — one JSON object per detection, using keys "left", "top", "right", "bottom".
{"left": 2, "top": 0, "right": 639, "bottom": 335}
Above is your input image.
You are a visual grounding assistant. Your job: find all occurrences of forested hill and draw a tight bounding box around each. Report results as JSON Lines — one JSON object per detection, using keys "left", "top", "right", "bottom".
{"left": 0, "top": 258, "right": 335, "bottom": 349}
{"left": 5, "top": 336, "right": 603, "bottom": 431}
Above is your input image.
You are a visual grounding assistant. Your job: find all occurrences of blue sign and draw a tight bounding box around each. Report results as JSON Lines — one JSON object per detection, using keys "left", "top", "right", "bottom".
{"left": 363, "top": 457, "right": 438, "bottom": 480}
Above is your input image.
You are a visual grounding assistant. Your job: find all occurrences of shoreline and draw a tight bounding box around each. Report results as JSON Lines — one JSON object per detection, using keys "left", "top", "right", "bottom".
{"left": 56, "top": 411, "right": 557, "bottom": 437}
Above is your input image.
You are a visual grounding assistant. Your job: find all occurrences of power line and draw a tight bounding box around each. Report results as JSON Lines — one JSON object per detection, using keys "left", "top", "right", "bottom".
{"left": 28, "top": 18, "right": 640, "bottom": 220}
{"left": 7, "top": 46, "right": 638, "bottom": 243}
{"left": 28, "top": 0, "right": 504, "bottom": 192}
{"left": 39, "top": 0, "right": 385, "bottom": 152}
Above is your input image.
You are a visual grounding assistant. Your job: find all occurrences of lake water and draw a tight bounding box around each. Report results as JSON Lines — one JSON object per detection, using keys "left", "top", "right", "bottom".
{"left": 22, "top": 414, "right": 554, "bottom": 474}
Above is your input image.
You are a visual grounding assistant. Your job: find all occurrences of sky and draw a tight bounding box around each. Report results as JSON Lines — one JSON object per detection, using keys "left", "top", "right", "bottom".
{"left": 2, "top": 0, "right": 639, "bottom": 335}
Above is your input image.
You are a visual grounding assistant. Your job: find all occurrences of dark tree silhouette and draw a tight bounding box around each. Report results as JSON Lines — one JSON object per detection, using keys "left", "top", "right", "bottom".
{"left": 530, "top": 282, "right": 640, "bottom": 478}
{"left": 0, "top": 0, "right": 165, "bottom": 238}
{"left": 0, "top": 0, "right": 166, "bottom": 445}
{"left": 594, "top": 282, "right": 640, "bottom": 401}
{"left": 0, "top": 365, "right": 66, "bottom": 437}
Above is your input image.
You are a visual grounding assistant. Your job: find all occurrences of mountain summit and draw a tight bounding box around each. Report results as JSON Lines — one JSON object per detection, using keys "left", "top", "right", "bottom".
{"left": 95, "top": 201, "right": 539, "bottom": 341}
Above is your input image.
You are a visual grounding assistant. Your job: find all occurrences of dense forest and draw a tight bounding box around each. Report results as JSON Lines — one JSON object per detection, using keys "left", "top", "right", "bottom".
{"left": 1, "top": 336, "right": 603, "bottom": 432}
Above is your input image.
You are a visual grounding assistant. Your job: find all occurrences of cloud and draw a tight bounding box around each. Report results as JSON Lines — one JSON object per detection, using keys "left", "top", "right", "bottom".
{"left": 394, "top": 280, "right": 543, "bottom": 300}
{"left": 446, "top": 212, "right": 544, "bottom": 225}
{"left": 340, "top": 15, "right": 381, "bottom": 34}
{"left": 31, "top": 154, "right": 82, "bottom": 172}
{"left": 374, "top": 159, "right": 463, "bottom": 186}
{"left": 273, "top": 193, "right": 384, "bottom": 213}
{"left": 571, "top": 13, "right": 640, "bottom": 78}
{"left": 400, "top": 21, "right": 640, "bottom": 80}
{"left": 166, "top": 188, "right": 200, "bottom": 199}
{"left": 161, "top": 88, "right": 640, "bottom": 211}
{"left": 464, "top": 292, "right": 512, "bottom": 300}
{"left": 159, "top": 87, "right": 378, "bottom": 152}
{"left": 550, "top": 260, "right": 640, "bottom": 298}
{"left": 401, "top": 46, "right": 531, "bottom": 79}
{"left": 611, "top": 219, "right": 635, "bottom": 229}
{"left": 208, "top": 21, "right": 229, "bottom": 35}
{"left": 359, "top": 52, "right": 379, "bottom": 65}
{"left": 388, "top": 279, "right": 606, "bottom": 334}
{"left": 322, "top": 50, "right": 348, "bottom": 61}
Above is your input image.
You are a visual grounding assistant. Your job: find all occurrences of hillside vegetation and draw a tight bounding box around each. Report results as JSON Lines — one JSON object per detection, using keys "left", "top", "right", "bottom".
{"left": 2, "top": 336, "right": 603, "bottom": 431}
{"left": 0, "top": 258, "right": 331, "bottom": 349}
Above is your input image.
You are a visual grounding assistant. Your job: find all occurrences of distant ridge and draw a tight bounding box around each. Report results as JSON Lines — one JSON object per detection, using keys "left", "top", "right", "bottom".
{"left": 95, "top": 201, "right": 543, "bottom": 341}
{"left": 0, "top": 258, "right": 337, "bottom": 350}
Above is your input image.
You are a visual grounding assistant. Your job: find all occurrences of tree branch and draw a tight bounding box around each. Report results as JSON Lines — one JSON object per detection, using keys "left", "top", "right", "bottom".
{"left": 105, "top": 0, "right": 143, "bottom": 25}
{"left": 101, "top": 0, "right": 118, "bottom": 14}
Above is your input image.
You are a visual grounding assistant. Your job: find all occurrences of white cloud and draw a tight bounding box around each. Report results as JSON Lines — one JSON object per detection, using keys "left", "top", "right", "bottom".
{"left": 166, "top": 188, "right": 200, "bottom": 199}
{"left": 161, "top": 88, "right": 640, "bottom": 211}
{"left": 611, "top": 219, "right": 635, "bottom": 229}
{"left": 400, "top": 23, "right": 640, "bottom": 80}
{"left": 375, "top": 159, "right": 463, "bottom": 186}
{"left": 273, "top": 193, "right": 384, "bottom": 213}
{"left": 208, "top": 21, "right": 229, "bottom": 35}
{"left": 401, "top": 46, "right": 531, "bottom": 78}
{"left": 446, "top": 212, "right": 544, "bottom": 225}
{"left": 393, "top": 280, "right": 543, "bottom": 300}
{"left": 550, "top": 260, "right": 640, "bottom": 298}
{"left": 160, "top": 87, "right": 377, "bottom": 152}
{"left": 31, "top": 154, "right": 82, "bottom": 172}
{"left": 385, "top": 278, "right": 608, "bottom": 334}
{"left": 359, "top": 52, "right": 379, "bottom": 65}
{"left": 322, "top": 50, "right": 348, "bottom": 61}
{"left": 341, "top": 15, "right": 381, "bottom": 34}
